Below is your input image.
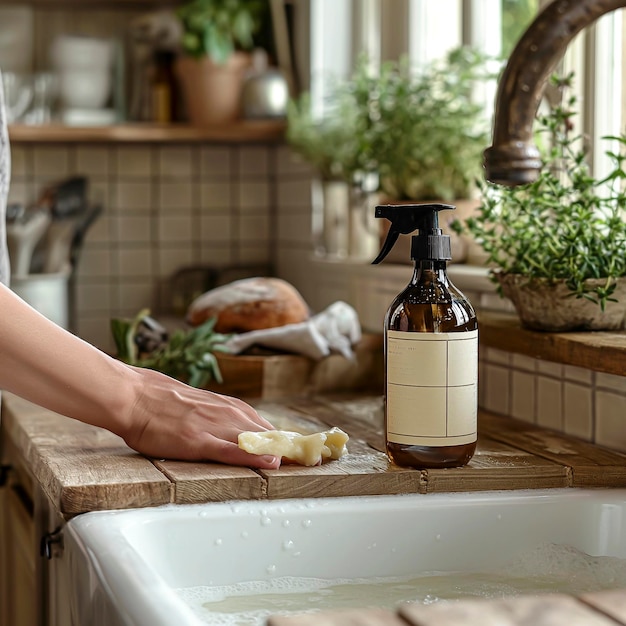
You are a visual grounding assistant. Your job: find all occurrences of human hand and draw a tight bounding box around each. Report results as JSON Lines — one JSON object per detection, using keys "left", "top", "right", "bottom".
{"left": 120, "top": 366, "right": 281, "bottom": 469}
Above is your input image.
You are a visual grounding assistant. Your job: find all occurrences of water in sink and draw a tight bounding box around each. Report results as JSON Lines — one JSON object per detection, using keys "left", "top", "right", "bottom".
{"left": 175, "top": 543, "right": 626, "bottom": 625}
{"left": 64, "top": 489, "right": 626, "bottom": 626}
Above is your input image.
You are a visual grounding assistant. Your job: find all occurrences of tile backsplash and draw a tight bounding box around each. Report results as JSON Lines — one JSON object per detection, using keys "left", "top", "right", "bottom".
{"left": 9, "top": 142, "right": 314, "bottom": 352}
{"left": 480, "top": 346, "right": 626, "bottom": 454}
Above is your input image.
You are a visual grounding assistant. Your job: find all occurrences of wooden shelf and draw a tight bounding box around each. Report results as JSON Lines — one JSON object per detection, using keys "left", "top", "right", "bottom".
{"left": 8, "top": 120, "right": 287, "bottom": 144}
{"left": 480, "top": 311, "right": 626, "bottom": 377}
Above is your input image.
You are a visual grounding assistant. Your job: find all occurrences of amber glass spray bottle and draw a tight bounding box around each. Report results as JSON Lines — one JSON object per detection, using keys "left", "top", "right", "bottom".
{"left": 372, "top": 204, "right": 478, "bottom": 468}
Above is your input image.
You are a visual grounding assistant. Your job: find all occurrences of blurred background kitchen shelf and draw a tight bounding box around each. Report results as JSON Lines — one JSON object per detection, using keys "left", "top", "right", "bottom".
{"left": 8, "top": 121, "right": 287, "bottom": 144}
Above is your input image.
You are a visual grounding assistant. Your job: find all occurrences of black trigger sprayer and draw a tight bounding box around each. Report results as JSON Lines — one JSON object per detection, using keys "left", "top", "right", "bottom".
{"left": 371, "top": 203, "right": 478, "bottom": 470}
{"left": 372, "top": 203, "right": 454, "bottom": 265}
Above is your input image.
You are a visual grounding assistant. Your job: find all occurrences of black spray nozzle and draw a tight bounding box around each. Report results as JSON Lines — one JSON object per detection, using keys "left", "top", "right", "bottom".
{"left": 371, "top": 203, "right": 455, "bottom": 264}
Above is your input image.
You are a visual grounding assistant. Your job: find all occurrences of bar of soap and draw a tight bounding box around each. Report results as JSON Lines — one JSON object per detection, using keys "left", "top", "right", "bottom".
{"left": 238, "top": 427, "right": 349, "bottom": 466}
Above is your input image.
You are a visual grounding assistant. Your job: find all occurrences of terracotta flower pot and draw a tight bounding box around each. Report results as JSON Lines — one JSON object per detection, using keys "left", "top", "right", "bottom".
{"left": 175, "top": 52, "right": 250, "bottom": 126}
{"left": 496, "top": 272, "right": 626, "bottom": 332}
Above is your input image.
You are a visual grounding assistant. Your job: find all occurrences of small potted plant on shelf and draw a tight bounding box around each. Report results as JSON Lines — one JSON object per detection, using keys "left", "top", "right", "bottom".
{"left": 368, "top": 47, "right": 494, "bottom": 263}
{"left": 453, "top": 73, "right": 626, "bottom": 332}
{"left": 175, "top": 0, "right": 266, "bottom": 125}
{"left": 286, "top": 48, "right": 492, "bottom": 262}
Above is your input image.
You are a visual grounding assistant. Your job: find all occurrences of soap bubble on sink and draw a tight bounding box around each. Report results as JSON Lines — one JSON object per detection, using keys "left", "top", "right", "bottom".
{"left": 301, "top": 519, "right": 312, "bottom": 529}
{"left": 260, "top": 516, "right": 272, "bottom": 527}
{"left": 175, "top": 544, "right": 626, "bottom": 625}
{"left": 282, "top": 540, "right": 294, "bottom": 552}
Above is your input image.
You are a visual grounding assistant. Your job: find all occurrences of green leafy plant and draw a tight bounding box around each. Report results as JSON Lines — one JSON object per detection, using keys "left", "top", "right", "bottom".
{"left": 176, "top": 0, "right": 266, "bottom": 63}
{"left": 111, "top": 310, "right": 232, "bottom": 388}
{"left": 286, "top": 87, "right": 375, "bottom": 183}
{"left": 453, "top": 73, "right": 626, "bottom": 310}
{"left": 287, "top": 47, "right": 493, "bottom": 200}
{"left": 367, "top": 47, "right": 494, "bottom": 201}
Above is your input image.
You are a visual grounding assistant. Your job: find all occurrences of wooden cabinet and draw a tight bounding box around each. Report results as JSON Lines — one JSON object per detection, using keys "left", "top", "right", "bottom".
{"left": 0, "top": 425, "right": 69, "bottom": 626}
{"left": 0, "top": 448, "right": 38, "bottom": 626}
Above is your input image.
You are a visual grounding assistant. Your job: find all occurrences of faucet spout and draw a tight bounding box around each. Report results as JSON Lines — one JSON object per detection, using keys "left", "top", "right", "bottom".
{"left": 484, "top": 0, "right": 626, "bottom": 186}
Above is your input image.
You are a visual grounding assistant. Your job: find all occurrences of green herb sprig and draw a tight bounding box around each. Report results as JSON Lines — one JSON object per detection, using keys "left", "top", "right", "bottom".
{"left": 453, "top": 73, "right": 626, "bottom": 310}
{"left": 111, "top": 310, "right": 232, "bottom": 388}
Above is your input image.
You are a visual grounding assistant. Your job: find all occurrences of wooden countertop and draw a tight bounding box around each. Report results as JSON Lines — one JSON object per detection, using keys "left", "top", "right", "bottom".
{"left": 3, "top": 392, "right": 626, "bottom": 518}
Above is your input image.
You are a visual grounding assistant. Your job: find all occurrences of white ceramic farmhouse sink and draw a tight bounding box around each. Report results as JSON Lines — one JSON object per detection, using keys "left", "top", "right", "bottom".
{"left": 64, "top": 489, "right": 626, "bottom": 626}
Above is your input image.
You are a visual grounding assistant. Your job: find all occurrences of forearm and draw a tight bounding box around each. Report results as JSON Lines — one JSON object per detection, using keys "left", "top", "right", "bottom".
{"left": 0, "top": 284, "right": 280, "bottom": 468}
{"left": 0, "top": 284, "right": 135, "bottom": 436}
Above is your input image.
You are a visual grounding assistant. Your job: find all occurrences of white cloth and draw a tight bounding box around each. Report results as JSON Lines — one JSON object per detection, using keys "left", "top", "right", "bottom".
{"left": 223, "top": 301, "right": 362, "bottom": 360}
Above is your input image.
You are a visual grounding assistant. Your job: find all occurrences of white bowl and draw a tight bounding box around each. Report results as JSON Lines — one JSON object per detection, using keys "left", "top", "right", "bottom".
{"left": 52, "top": 35, "right": 113, "bottom": 71}
{"left": 58, "top": 69, "right": 111, "bottom": 109}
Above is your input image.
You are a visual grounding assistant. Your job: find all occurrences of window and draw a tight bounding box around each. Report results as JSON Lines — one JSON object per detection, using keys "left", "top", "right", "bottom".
{"left": 305, "top": 0, "right": 624, "bottom": 178}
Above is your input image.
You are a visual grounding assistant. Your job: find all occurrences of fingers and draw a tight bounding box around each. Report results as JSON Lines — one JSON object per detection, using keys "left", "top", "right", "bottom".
{"left": 201, "top": 437, "right": 281, "bottom": 469}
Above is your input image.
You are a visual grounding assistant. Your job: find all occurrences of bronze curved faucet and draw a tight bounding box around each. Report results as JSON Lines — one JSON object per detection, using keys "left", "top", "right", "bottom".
{"left": 484, "top": 0, "right": 626, "bottom": 186}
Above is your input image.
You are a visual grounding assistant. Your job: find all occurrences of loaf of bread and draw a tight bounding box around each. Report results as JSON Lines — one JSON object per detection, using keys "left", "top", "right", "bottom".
{"left": 186, "top": 277, "right": 310, "bottom": 333}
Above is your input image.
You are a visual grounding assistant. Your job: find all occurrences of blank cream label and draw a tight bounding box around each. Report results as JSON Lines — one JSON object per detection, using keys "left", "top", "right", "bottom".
{"left": 386, "top": 329, "right": 478, "bottom": 446}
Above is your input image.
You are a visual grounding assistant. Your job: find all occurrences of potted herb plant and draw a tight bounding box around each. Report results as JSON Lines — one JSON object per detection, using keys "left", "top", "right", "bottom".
{"left": 175, "top": 0, "right": 266, "bottom": 125}
{"left": 287, "top": 87, "right": 380, "bottom": 259}
{"left": 453, "top": 74, "right": 626, "bottom": 331}
{"left": 342, "top": 48, "right": 493, "bottom": 263}
{"left": 287, "top": 48, "right": 492, "bottom": 262}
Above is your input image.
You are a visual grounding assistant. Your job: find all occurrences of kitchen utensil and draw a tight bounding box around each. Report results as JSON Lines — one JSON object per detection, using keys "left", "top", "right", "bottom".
{"left": 6, "top": 208, "right": 51, "bottom": 276}
{"left": 241, "top": 49, "right": 288, "bottom": 119}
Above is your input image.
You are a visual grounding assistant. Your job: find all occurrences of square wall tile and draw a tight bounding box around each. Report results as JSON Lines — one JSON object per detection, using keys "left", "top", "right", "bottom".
{"left": 118, "top": 281, "right": 155, "bottom": 313}
{"left": 595, "top": 390, "right": 626, "bottom": 452}
{"left": 201, "top": 182, "right": 233, "bottom": 209}
{"left": 117, "top": 246, "right": 154, "bottom": 277}
{"left": 563, "top": 382, "right": 593, "bottom": 441}
{"left": 511, "top": 353, "right": 537, "bottom": 372}
{"left": 564, "top": 365, "right": 593, "bottom": 385}
{"left": 158, "top": 146, "right": 195, "bottom": 178}
{"left": 200, "top": 146, "right": 233, "bottom": 178}
{"left": 198, "top": 242, "right": 235, "bottom": 266}
{"left": 10, "top": 146, "right": 29, "bottom": 177}
{"left": 484, "top": 347, "right": 511, "bottom": 366}
{"left": 237, "top": 242, "right": 271, "bottom": 265}
{"left": 74, "top": 282, "right": 113, "bottom": 313}
{"left": 158, "top": 246, "right": 194, "bottom": 278}
{"left": 158, "top": 214, "right": 193, "bottom": 243}
{"left": 75, "top": 247, "right": 111, "bottom": 278}
{"left": 537, "top": 360, "right": 563, "bottom": 378}
{"left": 277, "top": 212, "right": 315, "bottom": 245}
{"left": 200, "top": 214, "right": 232, "bottom": 241}
{"left": 157, "top": 181, "right": 194, "bottom": 211}
{"left": 536, "top": 376, "right": 563, "bottom": 431}
{"left": 277, "top": 179, "right": 313, "bottom": 210}
{"left": 510, "top": 371, "right": 535, "bottom": 423}
{"left": 595, "top": 372, "right": 626, "bottom": 394}
{"left": 238, "top": 146, "right": 271, "bottom": 177}
{"left": 239, "top": 181, "right": 270, "bottom": 211}
{"left": 117, "top": 214, "right": 152, "bottom": 244}
{"left": 76, "top": 146, "right": 110, "bottom": 178}
{"left": 115, "top": 146, "right": 152, "bottom": 178}
{"left": 115, "top": 182, "right": 152, "bottom": 212}
{"left": 482, "top": 364, "right": 510, "bottom": 415}
{"left": 238, "top": 214, "right": 270, "bottom": 241}
{"left": 33, "top": 146, "right": 71, "bottom": 178}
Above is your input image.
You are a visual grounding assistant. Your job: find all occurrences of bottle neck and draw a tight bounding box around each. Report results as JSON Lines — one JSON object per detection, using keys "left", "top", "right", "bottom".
{"left": 412, "top": 259, "right": 449, "bottom": 283}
